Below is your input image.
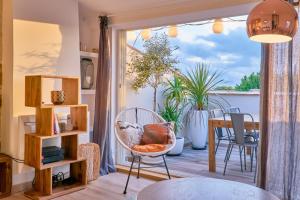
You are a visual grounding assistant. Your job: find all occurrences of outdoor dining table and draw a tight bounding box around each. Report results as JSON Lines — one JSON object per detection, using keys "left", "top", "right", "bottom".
{"left": 208, "top": 114, "right": 260, "bottom": 172}
{"left": 137, "top": 177, "right": 279, "bottom": 200}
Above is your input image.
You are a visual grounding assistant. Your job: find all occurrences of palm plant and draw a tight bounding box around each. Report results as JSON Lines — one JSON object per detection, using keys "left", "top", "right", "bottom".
{"left": 159, "top": 103, "right": 183, "bottom": 135}
{"left": 163, "top": 75, "right": 186, "bottom": 109}
{"left": 181, "top": 63, "right": 223, "bottom": 110}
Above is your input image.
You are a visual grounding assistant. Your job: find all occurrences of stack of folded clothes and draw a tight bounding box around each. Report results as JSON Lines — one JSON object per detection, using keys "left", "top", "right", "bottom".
{"left": 42, "top": 146, "right": 65, "bottom": 164}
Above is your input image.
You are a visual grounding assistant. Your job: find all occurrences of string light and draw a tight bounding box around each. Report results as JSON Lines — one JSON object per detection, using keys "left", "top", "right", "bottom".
{"left": 212, "top": 19, "right": 224, "bottom": 34}
{"left": 141, "top": 29, "right": 151, "bottom": 40}
{"left": 127, "top": 31, "right": 137, "bottom": 41}
{"left": 130, "top": 17, "right": 246, "bottom": 46}
{"left": 168, "top": 25, "right": 178, "bottom": 37}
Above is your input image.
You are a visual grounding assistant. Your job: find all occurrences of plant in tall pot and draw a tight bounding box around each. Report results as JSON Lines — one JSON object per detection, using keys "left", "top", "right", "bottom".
{"left": 160, "top": 76, "right": 185, "bottom": 155}
{"left": 182, "top": 63, "right": 223, "bottom": 150}
{"left": 127, "top": 33, "right": 178, "bottom": 112}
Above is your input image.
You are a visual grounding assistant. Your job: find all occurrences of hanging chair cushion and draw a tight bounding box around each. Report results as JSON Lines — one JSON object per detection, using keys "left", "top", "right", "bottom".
{"left": 116, "top": 121, "right": 143, "bottom": 148}
{"left": 141, "top": 123, "right": 173, "bottom": 145}
{"left": 132, "top": 144, "right": 166, "bottom": 152}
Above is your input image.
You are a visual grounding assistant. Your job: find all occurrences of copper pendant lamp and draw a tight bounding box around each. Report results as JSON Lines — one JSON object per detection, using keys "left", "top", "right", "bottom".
{"left": 247, "top": 0, "right": 298, "bottom": 43}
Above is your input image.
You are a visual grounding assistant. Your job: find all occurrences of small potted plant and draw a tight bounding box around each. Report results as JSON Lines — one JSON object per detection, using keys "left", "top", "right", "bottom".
{"left": 182, "top": 63, "right": 223, "bottom": 149}
{"left": 160, "top": 76, "right": 186, "bottom": 155}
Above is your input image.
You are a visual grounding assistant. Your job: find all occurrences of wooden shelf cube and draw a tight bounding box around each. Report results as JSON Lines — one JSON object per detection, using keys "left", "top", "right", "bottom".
{"left": 25, "top": 75, "right": 80, "bottom": 107}
{"left": 35, "top": 105, "right": 87, "bottom": 136}
{"left": 0, "top": 154, "right": 12, "bottom": 199}
{"left": 25, "top": 159, "right": 87, "bottom": 200}
{"left": 25, "top": 134, "right": 82, "bottom": 170}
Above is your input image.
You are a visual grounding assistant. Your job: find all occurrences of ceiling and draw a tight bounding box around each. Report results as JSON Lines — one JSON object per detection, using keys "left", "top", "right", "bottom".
{"left": 78, "top": 0, "right": 259, "bottom": 25}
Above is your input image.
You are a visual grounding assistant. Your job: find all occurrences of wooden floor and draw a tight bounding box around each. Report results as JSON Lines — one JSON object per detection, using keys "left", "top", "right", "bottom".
{"left": 5, "top": 144, "right": 256, "bottom": 200}
{"left": 140, "top": 143, "right": 256, "bottom": 185}
{"left": 4, "top": 173, "right": 155, "bottom": 200}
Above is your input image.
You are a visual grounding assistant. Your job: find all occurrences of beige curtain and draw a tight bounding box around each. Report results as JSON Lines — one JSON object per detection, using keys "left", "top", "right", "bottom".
{"left": 93, "top": 16, "right": 116, "bottom": 175}
{"left": 259, "top": 8, "right": 300, "bottom": 200}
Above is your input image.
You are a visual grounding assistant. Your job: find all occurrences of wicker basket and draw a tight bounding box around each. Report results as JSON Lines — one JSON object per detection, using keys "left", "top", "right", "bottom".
{"left": 78, "top": 143, "right": 100, "bottom": 182}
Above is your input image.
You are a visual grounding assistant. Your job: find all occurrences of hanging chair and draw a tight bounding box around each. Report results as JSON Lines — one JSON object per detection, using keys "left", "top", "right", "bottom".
{"left": 115, "top": 107, "right": 176, "bottom": 194}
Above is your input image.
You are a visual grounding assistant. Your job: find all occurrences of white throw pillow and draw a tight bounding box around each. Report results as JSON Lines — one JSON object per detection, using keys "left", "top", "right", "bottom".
{"left": 116, "top": 121, "right": 143, "bottom": 148}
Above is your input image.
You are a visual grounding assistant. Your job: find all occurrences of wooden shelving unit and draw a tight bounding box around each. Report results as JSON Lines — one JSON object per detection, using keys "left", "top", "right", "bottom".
{"left": 0, "top": 154, "right": 12, "bottom": 199}
{"left": 24, "top": 75, "right": 88, "bottom": 200}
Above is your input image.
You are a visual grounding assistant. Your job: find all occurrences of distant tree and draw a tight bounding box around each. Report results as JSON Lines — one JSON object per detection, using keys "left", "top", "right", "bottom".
{"left": 235, "top": 72, "right": 260, "bottom": 91}
{"left": 215, "top": 85, "right": 235, "bottom": 91}
{"left": 127, "top": 33, "right": 178, "bottom": 111}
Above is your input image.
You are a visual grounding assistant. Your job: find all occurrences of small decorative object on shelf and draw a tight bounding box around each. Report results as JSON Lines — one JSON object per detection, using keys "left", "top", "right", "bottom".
{"left": 80, "top": 58, "right": 94, "bottom": 89}
{"left": 66, "top": 114, "right": 74, "bottom": 131}
{"left": 57, "top": 113, "right": 68, "bottom": 133}
{"left": 53, "top": 114, "right": 60, "bottom": 134}
{"left": 51, "top": 90, "right": 65, "bottom": 105}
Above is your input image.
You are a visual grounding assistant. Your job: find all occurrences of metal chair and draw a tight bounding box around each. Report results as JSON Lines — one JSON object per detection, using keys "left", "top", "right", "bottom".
{"left": 209, "top": 109, "right": 228, "bottom": 154}
{"left": 115, "top": 107, "right": 176, "bottom": 194}
{"left": 223, "top": 113, "right": 258, "bottom": 182}
{"left": 226, "top": 107, "right": 241, "bottom": 113}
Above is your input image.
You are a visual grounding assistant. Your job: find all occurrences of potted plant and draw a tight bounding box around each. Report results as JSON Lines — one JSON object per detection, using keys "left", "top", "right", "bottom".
{"left": 181, "top": 63, "right": 223, "bottom": 149}
{"left": 127, "top": 33, "right": 178, "bottom": 112}
{"left": 160, "top": 76, "right": 185, "bottom": 155}
{"left": 127, "top": 34, "right": 178, "bottom": 164}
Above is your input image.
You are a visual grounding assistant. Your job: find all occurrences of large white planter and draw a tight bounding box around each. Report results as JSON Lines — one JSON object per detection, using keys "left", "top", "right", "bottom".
{"left": 186, "top": 110, "right": 208, "bottom": 150}
{"left": 167, "top": 137, "right": 184, "bottom": 156}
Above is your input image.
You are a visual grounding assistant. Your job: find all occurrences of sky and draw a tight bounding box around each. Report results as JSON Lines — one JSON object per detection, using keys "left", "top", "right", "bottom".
{"left": 127, "top": 16, "right": 261, "bottom": 86}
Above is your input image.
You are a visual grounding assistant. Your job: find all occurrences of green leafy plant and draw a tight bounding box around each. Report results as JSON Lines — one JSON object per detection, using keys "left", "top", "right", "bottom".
{"left": 181, "top": 63, "right": 223, "bottom": 110}
{"left": 215, "top": 85, "right": 235, "bottom": 91}
{"left": 163, "top": 75, "right": 186, "bottom": 109}
{"left": 235, "top": 72, "right": 260, "bottom": 91}
{"left": 159, "top": 103, "right": 183, "bottom": 135}
{"left": 160, "top": 75, "right": 186, "bottom": 135}
{"left": 127, "top": 33, "right": 178, "bottom": 111}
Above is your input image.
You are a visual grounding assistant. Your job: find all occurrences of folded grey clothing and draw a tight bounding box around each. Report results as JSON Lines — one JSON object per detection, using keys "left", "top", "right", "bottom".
{"left": 42, "top": 146, "right": 65, "bottom": 157}
{"left": 42, "top": 153, "right": 64, "bottom": 164}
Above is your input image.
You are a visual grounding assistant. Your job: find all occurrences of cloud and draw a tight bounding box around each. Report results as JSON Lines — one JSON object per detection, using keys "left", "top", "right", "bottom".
{"left": 186, "top": 53, "right": 241, "bottom": 65}
{"left": 127, "top": 15, "right": 260, "bottom": 86}
{"left": 217, "top": 53, "right": 241, "bottom": 64}
{"left": 176, "top": 24, "right": 215, "bottom": 47}
{"left": 186, "top": 56, "right": 205, "bottom": 63}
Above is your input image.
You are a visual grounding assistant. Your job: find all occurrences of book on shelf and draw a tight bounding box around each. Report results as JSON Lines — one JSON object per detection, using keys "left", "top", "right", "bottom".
{"left": 53, "top": 113, "right": 60, "bottom": 134}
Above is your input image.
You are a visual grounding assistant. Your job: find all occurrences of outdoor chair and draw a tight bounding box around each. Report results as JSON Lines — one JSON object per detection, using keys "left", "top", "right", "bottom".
{"left": 209, "top": 109, "right": 229, "bottom": 154}
{"left": 223, "top": 113, "right": 258, "bottom": 182}
{"left": 226, "top": 107, "right": 241, "bottom": 113}
{"left": 115, "top": 107, "right": 176, "bottom": 194}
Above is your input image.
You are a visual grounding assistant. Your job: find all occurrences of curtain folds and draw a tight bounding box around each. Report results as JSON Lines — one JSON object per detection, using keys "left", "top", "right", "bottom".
{"left": 93, "top": 16, "right": 116, "bottom": 175}
{"left": 259, "top": 7, "right": 300, "bottom": 200}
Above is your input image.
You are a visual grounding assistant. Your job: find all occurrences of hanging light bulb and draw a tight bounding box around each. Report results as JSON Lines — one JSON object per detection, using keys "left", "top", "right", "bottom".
{"left": 127, "top": 31, "right": 136, "bottom": 41}
{"left": 168, "top": 25, "right": 178, "bottom": 37}
{"left": 141, "top": 29, "right": 151, "bottom": 40}
{"left": 212, "top": 19, "right": 224, "bottom": 34}
{"left": 247, "top": 0, "right": 298, "bottom": 43}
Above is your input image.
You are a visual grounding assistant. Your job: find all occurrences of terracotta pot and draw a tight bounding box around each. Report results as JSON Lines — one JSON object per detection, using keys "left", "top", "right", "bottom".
{"left": 51, "top": 90, "right": 65, "bottom": 105}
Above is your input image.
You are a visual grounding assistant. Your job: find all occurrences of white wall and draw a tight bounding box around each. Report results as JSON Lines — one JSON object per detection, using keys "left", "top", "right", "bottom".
{"left": 209, "top": 91, "right": 260, "bottom": 115}
{"left": 13, "top": 0, "right": 81, "bottom": 116}
{"left": 2, "top": 0, "right": 83, "bottom": 186}
{"left": 78, "top": 3, "right": 99, "bottom": 52}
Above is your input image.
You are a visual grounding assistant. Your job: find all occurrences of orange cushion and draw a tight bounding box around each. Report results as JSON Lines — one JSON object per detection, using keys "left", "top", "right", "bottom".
{"left": 132, "top": 144, "right": 166, "bottom": 152}
{"left": 141, "top": 123, "right": 171, "bottom": 145}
